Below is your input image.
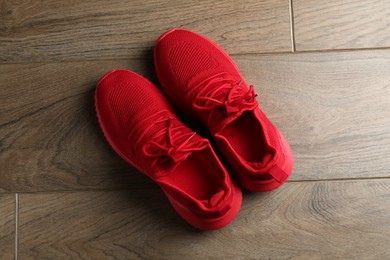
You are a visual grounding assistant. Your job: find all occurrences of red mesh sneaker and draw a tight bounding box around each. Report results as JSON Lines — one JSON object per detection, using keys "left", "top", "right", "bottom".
{"left": 95, "top": 69, "right": 241, "bottom": 229}
{"left": 154, "top": 29, "right": 293, "bottom": 192}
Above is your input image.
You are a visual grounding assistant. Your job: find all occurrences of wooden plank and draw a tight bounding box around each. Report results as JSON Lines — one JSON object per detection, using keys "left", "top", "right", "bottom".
{"left": 0, "top": 195, "right": 15, "bottom": 260}
{"left": 0, "top": 60, "right": 156, "bottom": 192}
{"left": 239, "top": 50, "right": 390, "bottom": 180}
{"left": 294, "top": 0, "right": 390, "bottom": 51}
{"left": 1, "top": 50, "right": 390, "bottom": 192}
{"left": 18, "top": 180, "right": 390, "bottom": 259}
{"left": 0, "top": 0, "right": 291, "bottom": 63}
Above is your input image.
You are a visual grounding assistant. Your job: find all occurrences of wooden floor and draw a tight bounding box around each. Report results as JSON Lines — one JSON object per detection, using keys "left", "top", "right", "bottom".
{"left": 1, "top": 0, "right": 390, "bottom": 259}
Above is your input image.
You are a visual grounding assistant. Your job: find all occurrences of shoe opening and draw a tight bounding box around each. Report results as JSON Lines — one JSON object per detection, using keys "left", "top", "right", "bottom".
{"left": 158, "top": 148, "right": 226, "bottom": 206}
{"left": 219, "top": 111, "right": 270, "bottom": 164}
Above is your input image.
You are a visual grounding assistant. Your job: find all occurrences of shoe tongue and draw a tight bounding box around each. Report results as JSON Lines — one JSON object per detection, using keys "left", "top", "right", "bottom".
{"left": 131, "top": 113, "right": 206, "bottom": 173}
{"left": 214, "top": 88, "right": 230, "bottom": 102}
{"left": 208, "top": 82, "right": 255, "bottom": 134}
{"left": 201, "top": 189, "right": 225, "bottom": 208}
{"left": 127, "top": 111, "right": 181, "bottom": 145}
{"left": 143, "top": 120, "right": 200, "bottom": 147}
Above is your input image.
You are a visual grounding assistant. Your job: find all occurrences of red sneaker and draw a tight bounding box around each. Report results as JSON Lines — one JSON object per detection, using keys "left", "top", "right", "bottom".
{"left": 95, "top": 69, "right": 241, "bottom": 229}
{"left": 154, "top": 29, "right": 293, "bottom": 192}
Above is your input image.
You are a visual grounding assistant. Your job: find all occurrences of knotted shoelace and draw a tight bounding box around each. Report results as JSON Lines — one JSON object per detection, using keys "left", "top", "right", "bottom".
{"left": 187, "top": 72, "right": 258, "bottom": 127}
{"left": 130, "top": 111, "right": 208, "bottom": 170}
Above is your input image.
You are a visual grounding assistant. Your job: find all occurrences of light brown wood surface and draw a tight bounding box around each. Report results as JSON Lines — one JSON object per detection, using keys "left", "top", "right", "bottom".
{"left": 0, "top": 195, "right": 15, "bottom": 260}
{"left": 241, "top": 51, "right": 390, "bottom": 181}
{"left": 0, "top": 0, "right": 291, "bottom": 63}
{"left": 0, "top": 60, "right": 155, "bottom": 193}
{"left": 1, "top": 0, "right": 390, "bottom": 258}
{"left": 294, "top": 0, "right": 390, "bottom": 51}
{"left": 18, "top": 180, "right": 390, "bottom": 259}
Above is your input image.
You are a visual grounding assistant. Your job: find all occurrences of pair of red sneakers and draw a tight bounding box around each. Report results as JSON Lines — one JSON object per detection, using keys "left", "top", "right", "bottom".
{"left": 95, "top": 29, "right": 293, "bottom": 230}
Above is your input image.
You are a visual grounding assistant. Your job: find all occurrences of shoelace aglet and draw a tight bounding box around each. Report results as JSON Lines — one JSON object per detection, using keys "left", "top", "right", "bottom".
{"left": 187, "top": 132, "right": 196, "bottom": 141}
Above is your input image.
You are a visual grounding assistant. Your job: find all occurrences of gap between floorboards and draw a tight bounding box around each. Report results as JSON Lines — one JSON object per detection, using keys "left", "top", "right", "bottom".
{"left": 2, "top": 46, "right": 390, "bottom": 66}
{"left": 1, "top": 177, "right": 390, "bottom": 195}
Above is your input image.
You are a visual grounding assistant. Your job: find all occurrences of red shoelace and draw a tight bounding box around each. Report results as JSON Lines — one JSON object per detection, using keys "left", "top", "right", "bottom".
{"left": 187, "top": 72, "right": 258, "bottom": 128}
{"left": 129, "top": 111, "right": 208, "bottom": 170}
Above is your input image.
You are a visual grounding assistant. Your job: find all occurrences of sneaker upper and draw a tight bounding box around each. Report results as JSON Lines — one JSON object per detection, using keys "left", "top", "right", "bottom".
{"left": 95, "top": 69, "right": 240, "bottom": 226}
{"left": 154, "top": 29, "right": 293, "bottom": 191}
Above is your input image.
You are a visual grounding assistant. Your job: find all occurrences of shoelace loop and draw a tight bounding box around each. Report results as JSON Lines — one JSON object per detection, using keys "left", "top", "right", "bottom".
{"left": 188, "top": 72, "right": 258, "bottom": 125}
{"left": 136, "top": 114, "right": 207, "bottom": 170}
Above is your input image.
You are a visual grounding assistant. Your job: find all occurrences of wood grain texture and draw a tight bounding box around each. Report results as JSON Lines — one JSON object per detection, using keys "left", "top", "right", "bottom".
{"left": 0, "top": 0, "right": 291, "bottom": 63}
{"left": 294, "top": 0, "right": 390, "bottom": 51}
{"left": 0, "top": 59, "right": 157, "bottom": 192}
{"left": 18, "top": 180, "right": 390, "bottom": 259}
{"left": 1, "top": 50, "right": 390, "bottom": 192}
{"left": 240, "top": 50, "right": 390, "bottom": 180}
{"left": 0, "top": 195, "right": 15, "bottom": 260}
